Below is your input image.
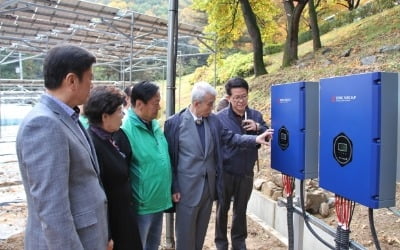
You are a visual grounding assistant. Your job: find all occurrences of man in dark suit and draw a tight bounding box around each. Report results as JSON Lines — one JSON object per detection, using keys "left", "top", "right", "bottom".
{"left": 16, "top": 45, "right": 109, "bottom": 250}
{"left": 164, "top": 82, "right": 273, "bottom": 250}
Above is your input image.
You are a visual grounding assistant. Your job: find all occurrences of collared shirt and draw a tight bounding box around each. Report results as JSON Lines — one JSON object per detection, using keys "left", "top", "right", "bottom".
{"left": 188, "top": 105, "right": 202, "bottom": 122}
{"left": 188, "top": 106, "right": 205, "bottom": 149}
{"left": 137, "top": 116, "right": 153, "bottom": 133}
{"left": 45, "top": 93, "right": 78, "bottom": 121}
{"left": 44, "top": 93, "right": 90, "bottom": 148}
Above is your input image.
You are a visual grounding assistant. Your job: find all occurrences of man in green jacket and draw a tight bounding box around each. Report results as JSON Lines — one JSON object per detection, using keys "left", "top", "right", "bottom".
{"left": 120, "top": 81, "right": 172, "bottom": 250}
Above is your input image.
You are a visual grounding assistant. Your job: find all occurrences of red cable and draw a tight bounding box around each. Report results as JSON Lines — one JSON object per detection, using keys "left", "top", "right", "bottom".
{"left": 335, "top": 195, "right": 340, "bottom": 224}
{"left": 282, "top": 174, "right": 294, "bottom": 197}
{"left": 335, "top": 195, "right": 355, "bottom": 230}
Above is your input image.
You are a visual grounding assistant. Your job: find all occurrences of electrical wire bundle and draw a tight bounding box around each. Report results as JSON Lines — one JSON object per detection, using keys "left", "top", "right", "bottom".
{"left": 334, "top": 195, "right": 356, "bottom": 250}
{"left": 282, "top": 174, "right": 295, "bottom": 250}
{"left": 282, "top": 174, "right": 295, "bottom": 197}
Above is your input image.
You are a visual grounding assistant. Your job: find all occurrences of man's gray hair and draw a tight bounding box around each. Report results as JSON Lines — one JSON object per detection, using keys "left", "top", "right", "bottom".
{"left": 191, "top": 81, "right": 217, "bottom": 103}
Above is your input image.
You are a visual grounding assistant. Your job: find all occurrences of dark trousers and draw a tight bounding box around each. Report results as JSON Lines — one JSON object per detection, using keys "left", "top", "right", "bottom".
{"left": 176, "top": 178, "right": 213, "bottom": 250}
{"left": 215, "top": 171, "right": 254, "bottom": 250}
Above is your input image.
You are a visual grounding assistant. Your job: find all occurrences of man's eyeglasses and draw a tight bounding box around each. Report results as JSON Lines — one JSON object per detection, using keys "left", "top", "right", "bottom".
{"left": 231, "top": 95, "right": 248, "bottom": 102}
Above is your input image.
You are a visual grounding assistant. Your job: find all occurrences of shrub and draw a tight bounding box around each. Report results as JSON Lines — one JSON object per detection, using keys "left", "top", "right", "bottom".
{"left": 298, "top": 31, "right": 312, "bottom": 44}
{"left": 264, "top": 44, "right": 284, "bottom": 54}
{"left": 190, "top": 65, "right": 214, "bottom": 84}
{"left": 217, "top": 53, "right": 254, "bottom": 83}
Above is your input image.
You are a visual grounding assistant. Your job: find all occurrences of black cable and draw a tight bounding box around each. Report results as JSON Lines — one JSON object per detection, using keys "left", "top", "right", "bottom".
{"left": 337, "top": 228, "right": 350, "bottom": 250}
{"left": 335, "top": 225, "right": 342, "bottom": 250}
{"left": 348, "top": 201, "right": 356, "bottom": 228}
{"left": 300, "top": 180, "right": 335, "bottom": 250}
{"left": 335, "top": 196, "right": 355, "bottom": 250}
{"left": 287, "top": 195, "right": 294, "bottom": 250}
{"left": 368, "top": 208, "right": 381, "bottom": 250}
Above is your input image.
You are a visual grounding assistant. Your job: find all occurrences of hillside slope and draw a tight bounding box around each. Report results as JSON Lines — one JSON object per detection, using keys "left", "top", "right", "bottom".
{"left": 249, "top": 5, "right": 400, "bottom": 116}
{"left": 251, "top": 6, "right": 400, "bottom": 250}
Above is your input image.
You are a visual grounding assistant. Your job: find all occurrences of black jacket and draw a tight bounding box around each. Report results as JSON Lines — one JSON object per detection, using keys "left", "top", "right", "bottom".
{"left": 89, "top": 128, "right": 142, "bottom": 250}
{"left": 216, "top": 106, "right": 268, "bottom": 175}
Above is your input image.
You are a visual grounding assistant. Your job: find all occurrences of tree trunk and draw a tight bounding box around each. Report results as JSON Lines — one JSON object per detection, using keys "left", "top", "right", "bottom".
{"left": 309, "top": 0, "right": 322, "bottom": 51}
{"left": 282, "top": 0, "right": 309, "bottom": 67}
{"left": 239, "top": 0, "right": 268, "bottom": 76}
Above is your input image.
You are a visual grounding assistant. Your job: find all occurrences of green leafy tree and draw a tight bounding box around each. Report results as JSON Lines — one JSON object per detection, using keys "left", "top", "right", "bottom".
{"left": 0, "top": 53, "right": 43, "bottom": 79}
{"left": 22, "top": 58, "right": 43, "bottom": 79}
{"left": 93, "top": 64, "right": 121, "bottom": 81}
{"left": 0, "top": 63, "right": 18, "bottom": 79}
{"left": 193, "top": 0, "right": 280, "bottom": 76}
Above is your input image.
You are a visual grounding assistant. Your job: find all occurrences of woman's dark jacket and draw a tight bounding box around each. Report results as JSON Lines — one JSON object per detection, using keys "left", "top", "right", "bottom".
{"left": 88, "top": 127, "right": 142, "bottom": 250}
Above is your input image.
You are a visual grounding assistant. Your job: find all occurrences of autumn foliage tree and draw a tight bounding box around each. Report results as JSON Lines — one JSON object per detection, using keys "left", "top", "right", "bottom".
{"left": 193, "top": 0, "right": 279, "bottom": 76}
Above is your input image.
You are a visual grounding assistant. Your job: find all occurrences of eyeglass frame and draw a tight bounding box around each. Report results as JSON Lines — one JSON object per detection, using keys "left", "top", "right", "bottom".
{"left": 230, "top": 94, "right": 248, "bottom": 102}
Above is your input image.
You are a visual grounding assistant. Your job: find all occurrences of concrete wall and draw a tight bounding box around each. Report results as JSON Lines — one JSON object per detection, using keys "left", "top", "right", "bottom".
{"left": 247, "top": 191, "right": 359, "bottom": 250}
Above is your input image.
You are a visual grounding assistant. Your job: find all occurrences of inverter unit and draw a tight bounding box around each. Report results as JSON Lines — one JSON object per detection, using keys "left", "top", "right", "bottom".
{"left": 271, "top": 81, "right": 319, "bottom": 180}
{"left": 319, "top": 72, "right": 399, "bottom": 208}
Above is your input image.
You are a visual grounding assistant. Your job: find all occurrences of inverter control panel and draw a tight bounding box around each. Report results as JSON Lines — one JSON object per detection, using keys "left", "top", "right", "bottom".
{"left": 319, "top": 72, "right": 399, "bottom": 208}
{"left": 271, "top": 81, "right": 319, "bottom": 180}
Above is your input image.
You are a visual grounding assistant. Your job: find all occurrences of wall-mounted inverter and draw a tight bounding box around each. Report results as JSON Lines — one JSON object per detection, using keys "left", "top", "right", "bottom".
{"left": 319, "top": 72, "right": 399, "bottom": 208}
{"left": 271, "top": 81, "right": 319, "bottom": 180}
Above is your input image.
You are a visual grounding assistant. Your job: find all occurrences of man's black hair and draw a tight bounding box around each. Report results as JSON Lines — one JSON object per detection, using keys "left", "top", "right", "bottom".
{"left": 43, "top": 45, "right": 96, "bottom": 90}
{"left": 224, "top": 77, "right": 249, "bottom": 96}
{"left": 131, "top": 81, "right": 159, "bottom": 106}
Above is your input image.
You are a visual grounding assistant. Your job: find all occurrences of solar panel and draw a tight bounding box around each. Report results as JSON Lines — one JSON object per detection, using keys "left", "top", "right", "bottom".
{"left": 0, "top": 0, "right": 209, "bottom": 69}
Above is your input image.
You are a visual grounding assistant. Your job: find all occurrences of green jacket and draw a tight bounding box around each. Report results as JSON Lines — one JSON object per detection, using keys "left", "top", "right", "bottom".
{"left": 121, "top": 109, "right": 172, "bottom": 215}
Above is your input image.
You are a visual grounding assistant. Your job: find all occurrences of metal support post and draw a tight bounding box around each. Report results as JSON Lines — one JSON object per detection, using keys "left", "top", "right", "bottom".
{"left": 293, "top": 180, "right": 304, "bottom": 250}
{"left": 164, "top": 0, "right": 179, "bottom": 248}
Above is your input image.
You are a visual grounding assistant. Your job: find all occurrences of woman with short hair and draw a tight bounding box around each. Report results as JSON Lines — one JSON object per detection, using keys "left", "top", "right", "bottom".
{"left": 84, "top": 86, "right": 142, "bottom": 250}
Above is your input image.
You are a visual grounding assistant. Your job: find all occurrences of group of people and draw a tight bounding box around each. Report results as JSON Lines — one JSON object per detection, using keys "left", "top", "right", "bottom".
{"left": 16, "top": 45, "right": 274, "bottom": 250}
